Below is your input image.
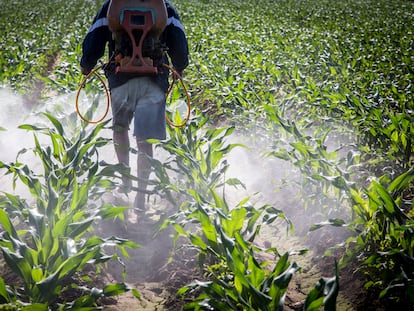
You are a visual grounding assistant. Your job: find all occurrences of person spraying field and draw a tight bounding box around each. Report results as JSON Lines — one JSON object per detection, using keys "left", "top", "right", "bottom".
{"left": 80, "top": 0, "right": 189, "bottom": 216}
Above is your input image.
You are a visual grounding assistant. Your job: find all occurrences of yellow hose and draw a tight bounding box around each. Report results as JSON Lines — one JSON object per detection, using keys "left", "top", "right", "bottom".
{"left": 162, "top": 63, "right": 191, "bottom": 128}
{"left": 75, "top": 65, "right": 110, "bottom": 124}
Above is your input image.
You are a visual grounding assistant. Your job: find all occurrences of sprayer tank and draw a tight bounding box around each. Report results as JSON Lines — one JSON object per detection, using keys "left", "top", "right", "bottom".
{"left": 107, "top": 0, "right": 167, "bottom": 39}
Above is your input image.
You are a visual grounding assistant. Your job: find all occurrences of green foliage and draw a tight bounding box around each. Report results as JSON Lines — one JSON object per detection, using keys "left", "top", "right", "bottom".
{"left": 171, "top": 189, "right": 338, "bottom": 310}
{"left": 0, "top": 0, "right": 101, "bottom": 93}
{"left": 0, "top": 115, "right": 137, "bottom": 309}
{"left": 172, "top": 188, "right": 300, "bottom": 310}
{"left": 148, "top": 113, "right": 244, "bottom": 205}
{"left": 344, "top": 168, "right": 414, "bottom": 304}
{"left": 304, "top": 262, "right": 339, "bottom": 311}
{"left": 152, "top": 114, "right": 338, "bottom": 309}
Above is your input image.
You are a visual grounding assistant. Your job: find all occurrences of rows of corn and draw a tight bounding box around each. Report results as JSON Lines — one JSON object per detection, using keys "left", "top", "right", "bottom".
{"left": 0, "top": 0, "right": 413, "bottom": 309}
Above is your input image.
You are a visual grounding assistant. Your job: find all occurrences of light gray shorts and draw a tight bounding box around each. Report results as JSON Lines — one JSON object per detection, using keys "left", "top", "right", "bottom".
{"left": 110, "top": 77, "right": 166, "bottom": 140}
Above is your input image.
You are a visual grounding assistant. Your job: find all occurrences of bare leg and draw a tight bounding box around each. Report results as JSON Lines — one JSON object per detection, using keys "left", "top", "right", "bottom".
{"left": 113, "top": 129, "right": 131, "bottom": 189}
{"left": 134, "top": 139, "right": 153, "bottom": 210}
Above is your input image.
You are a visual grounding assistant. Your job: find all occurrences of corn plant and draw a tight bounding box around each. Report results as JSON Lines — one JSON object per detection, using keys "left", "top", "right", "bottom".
{"left": 305, "top": 166, "right": 414, "bottom": 306}
{"left": 342, "top": 168, "right": 414, "bottom": 305}
{"left": 0, "top": 114, "right": 139, "bottom": 309}
{"left": 147, "top": 113, "right": 244, "bottom": 207}
{"left": 304, "top": 263, "right": 339, "bottom": 311}
{"left": 172, "top": 187, "right": 297, "bottom": 310}
{"left": 263, "top": 106, "right": 357, "bottom": 219}
{"left": 170, "top": 187, "right": 338, "bottom": 310}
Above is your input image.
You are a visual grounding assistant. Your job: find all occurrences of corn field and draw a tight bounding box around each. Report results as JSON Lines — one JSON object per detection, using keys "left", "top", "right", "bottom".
{"left": 0, "top": 0, "right": 413, "bottom": 310}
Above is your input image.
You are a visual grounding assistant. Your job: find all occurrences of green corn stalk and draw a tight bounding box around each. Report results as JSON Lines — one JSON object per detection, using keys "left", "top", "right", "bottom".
{"left": 264, "top": 107, "right": 357, "bottom": 218}
{"left": 148, "top": 113, "right": 245, "bottom": 207}
{"left": 341, "top": 168, "right": 414, "bottom": 304}
{"left": 171, "top": 187, "right": 305, "bottom": 310}
{"left": 304, "top": 261, "right": 339, "bottom": 311}
{"left": 0, "top": 114, "right": 138, "bottom": 309}
{"left": 173, "top": 188, "right": 338, "bottom": 310}
{"left": 296, "top": 143, "right": 414, "bottom": 305}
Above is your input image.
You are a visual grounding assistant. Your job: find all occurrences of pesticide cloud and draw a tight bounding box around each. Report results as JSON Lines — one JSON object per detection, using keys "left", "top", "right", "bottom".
{"left": 0, "top": 89, "right": 32, "bottom": 161}
{"left": 225, "top": 128, "right": 355, "bottom": 248}
{"left": 0, "top": 89, "right": 39, "bottom": 197}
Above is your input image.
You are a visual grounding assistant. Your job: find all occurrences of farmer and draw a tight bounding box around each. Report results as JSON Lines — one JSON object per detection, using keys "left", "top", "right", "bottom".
{"left": 80, "top": 0, "right": 189, "bottom": 214}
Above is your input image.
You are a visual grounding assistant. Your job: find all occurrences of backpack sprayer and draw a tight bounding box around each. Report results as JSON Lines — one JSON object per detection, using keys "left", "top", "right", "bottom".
{"left": 108, "top": 0, "right": 166, "bottom": 74}
{"left": 76, "top": 0, "right": 190, "bottom": 127}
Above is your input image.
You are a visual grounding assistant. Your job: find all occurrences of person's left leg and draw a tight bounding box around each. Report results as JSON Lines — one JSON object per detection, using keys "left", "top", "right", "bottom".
{"left": 113, "top": 130, "right": 130, "bottom": 166}
{"left": 114, "top": 129, "right": 132, "bottom": 191}
{"left": 110, "top": 82, "right": 134, "bottom": 191}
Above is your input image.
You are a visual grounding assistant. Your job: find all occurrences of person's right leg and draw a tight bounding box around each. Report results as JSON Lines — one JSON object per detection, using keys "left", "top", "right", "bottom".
{"left": 134, "top": 139, "right": 153, "bottom": 211}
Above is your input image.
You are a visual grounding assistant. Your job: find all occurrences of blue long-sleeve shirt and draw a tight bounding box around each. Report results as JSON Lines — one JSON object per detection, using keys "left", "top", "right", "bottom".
{"left": 80, "top": 0, "right": 189, "bottom": 92}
